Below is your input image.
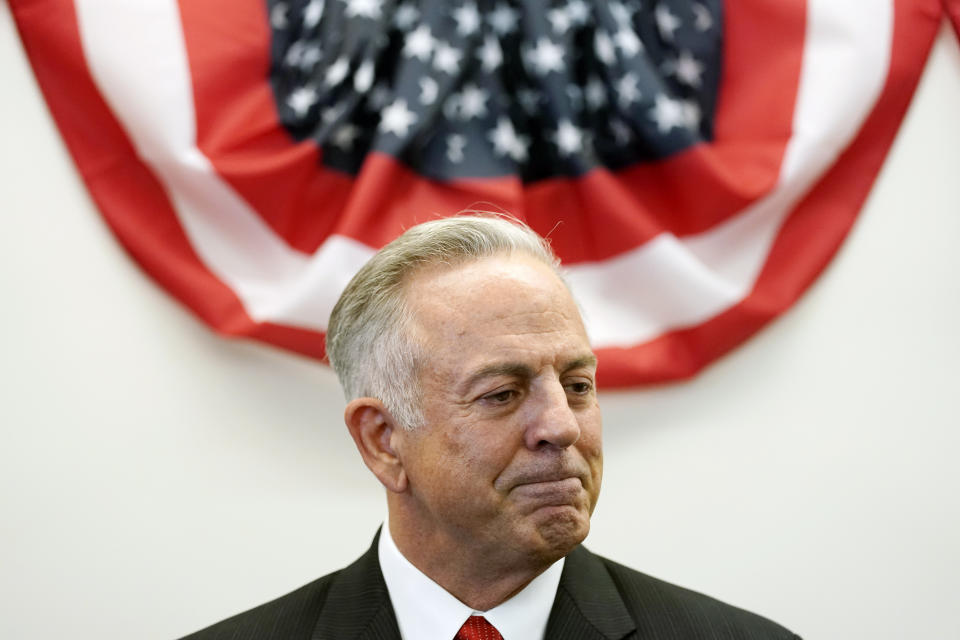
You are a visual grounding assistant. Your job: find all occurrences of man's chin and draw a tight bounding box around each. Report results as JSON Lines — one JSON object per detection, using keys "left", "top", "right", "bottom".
{"left": 526, "top": 507, "right": 590, "bottom": 561}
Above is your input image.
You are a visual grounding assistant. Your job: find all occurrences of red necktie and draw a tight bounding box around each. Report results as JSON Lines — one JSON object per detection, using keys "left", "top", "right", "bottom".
{"left": 454, "top": 615, "right": 503, "bottom": 640}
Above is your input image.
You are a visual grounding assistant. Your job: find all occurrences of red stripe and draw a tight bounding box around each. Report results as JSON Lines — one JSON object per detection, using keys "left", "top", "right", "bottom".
{"left": 944, "top": 0, "right": 960, "bottom": 35}
{"left": 595, "top": 0, "right": 943, "bottom": 387}
{"left": 332, "top": 153, "right": 527, "bottom": 247}
{"left": 180, "top": 0, "right": 806, "bottom": 263}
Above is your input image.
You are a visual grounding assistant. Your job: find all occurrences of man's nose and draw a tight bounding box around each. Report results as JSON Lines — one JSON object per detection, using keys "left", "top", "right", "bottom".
{"left": 523, "top": 379, "right": 581, "bottom": 450}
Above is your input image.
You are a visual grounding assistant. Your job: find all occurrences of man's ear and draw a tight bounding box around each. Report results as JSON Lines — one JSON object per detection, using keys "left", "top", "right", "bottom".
{"left": 344, "top": 398, "right": 408, "bottom": 494}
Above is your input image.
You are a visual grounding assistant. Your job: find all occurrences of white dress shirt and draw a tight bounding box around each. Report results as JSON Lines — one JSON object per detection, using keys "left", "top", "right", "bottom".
{"left": 378, "top": 523, "right": 564, "bottom": 640}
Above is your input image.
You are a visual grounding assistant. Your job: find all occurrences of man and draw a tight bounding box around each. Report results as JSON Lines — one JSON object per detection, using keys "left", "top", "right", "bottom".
{"left": 182, "top": 215, "right": 800, "bottom": 639}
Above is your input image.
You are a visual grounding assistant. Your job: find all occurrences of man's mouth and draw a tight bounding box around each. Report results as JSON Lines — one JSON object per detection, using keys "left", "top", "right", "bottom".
{"left": 510, "top": 477, "right": 584, "bottom": 504}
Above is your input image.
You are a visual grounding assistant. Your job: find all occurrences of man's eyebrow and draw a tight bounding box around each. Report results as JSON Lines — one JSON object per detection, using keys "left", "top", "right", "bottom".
{"left": 463, "top": 363, "right": 536, "bottom": 391}
{"left": 563, "top": 354, "right": 598, "bottom": 373}
{"left": 462, "top": 354, "right": 598, "bottom": 391}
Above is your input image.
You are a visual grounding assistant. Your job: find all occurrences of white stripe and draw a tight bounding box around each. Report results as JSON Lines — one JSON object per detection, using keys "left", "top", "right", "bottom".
{"left": 74, "top": 0, "right": 892, "bottom": 346}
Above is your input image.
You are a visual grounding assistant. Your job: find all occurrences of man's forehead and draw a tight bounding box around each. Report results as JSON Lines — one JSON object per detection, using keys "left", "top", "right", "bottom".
{"left": 408, "top": 262, "right": 583, "bottom": 338}
{"left": 404, "top": 254, "right": 593, "bottom": 377}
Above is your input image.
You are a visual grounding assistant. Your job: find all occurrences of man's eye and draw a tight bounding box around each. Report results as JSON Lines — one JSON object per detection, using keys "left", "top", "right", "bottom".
{"left": 566, "top": 381, "right": 593, "bottom": 395}
{"left": 484, "top": 389, "right": 516, "bottom": 404}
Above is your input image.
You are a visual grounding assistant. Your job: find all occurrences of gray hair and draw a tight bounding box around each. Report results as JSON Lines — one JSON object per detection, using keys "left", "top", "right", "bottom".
{"left": 326, "top": 213, "right": 561, "bottom": 429}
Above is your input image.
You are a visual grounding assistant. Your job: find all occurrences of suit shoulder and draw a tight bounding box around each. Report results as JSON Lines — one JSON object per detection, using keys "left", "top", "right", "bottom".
{"left": 597, "top": 554, "right": 801, "bottom": 639}
{"left": 177, "top": 570, "right": 340, "bottom": 640}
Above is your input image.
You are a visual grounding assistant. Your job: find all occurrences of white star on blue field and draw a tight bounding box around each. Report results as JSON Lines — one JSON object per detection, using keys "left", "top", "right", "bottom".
{"left": 267, "top": 0, "right": 722, "bottom": 182}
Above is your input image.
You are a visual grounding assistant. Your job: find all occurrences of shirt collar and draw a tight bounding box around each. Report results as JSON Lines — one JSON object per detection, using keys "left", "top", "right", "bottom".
{"left": 378, "top": 522, "right": 564, "bottom": 640}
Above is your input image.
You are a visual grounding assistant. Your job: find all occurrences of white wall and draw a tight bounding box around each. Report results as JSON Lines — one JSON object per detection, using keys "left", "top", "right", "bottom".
{"left": 2, "top": 5, "right": 958, "bottom": 638}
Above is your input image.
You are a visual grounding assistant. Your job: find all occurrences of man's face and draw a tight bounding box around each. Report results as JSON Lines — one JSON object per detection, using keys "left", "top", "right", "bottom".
{"left": 392, "top": 254, "right": 602, "bottom": 566}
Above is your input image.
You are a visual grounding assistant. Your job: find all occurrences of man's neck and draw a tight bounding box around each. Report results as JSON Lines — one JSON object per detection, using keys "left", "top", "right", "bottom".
{"left": 379, "top": 525, "right": 565, "bottom": 640}
{"left": 388, "top": 514, "right": 556, "bottom": 611}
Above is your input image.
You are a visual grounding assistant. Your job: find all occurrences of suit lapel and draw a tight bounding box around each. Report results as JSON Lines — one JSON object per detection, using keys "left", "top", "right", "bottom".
{"left": 312, "top": 531, "right": 402, "bottom": 640}
{"left": 545, "top": 546, "right": 636, "bottom": 640}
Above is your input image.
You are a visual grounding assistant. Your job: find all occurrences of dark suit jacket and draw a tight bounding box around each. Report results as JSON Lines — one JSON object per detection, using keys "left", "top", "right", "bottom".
{"left": 180, "top": 534, "right": 800, "bottom": 639}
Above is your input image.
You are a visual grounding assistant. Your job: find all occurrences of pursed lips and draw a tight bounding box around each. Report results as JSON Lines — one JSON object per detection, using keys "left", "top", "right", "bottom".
{"left": 508, "top": 475, "right": 585, "bottom": 505}
{"left": 507, "top": 464, "right": 588, "bottom": 488}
